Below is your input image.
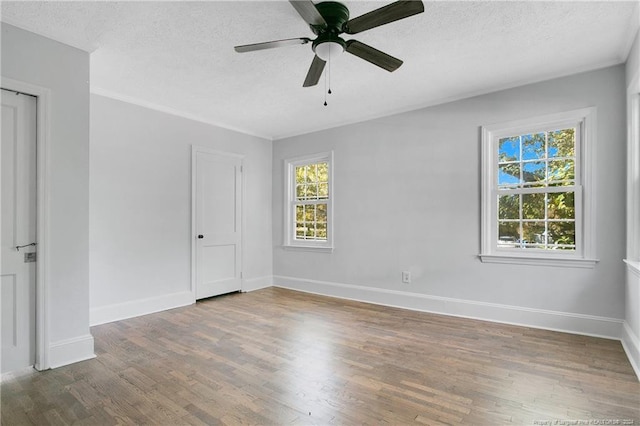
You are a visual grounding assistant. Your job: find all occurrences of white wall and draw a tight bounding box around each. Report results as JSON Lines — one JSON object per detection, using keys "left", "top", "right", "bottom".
{"left": 273, "top": 65, "right": 627, "bottom": 338}
{"left": 1, "top": 23, "right": 94, "bottom": 367}
{"left": 89, "top": 94, "right": 272, "bottom": 324}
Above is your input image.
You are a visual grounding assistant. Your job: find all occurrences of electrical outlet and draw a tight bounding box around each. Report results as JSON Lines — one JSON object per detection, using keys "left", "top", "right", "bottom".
{"left": 402, "top": 271, "right": 411, "bottom": 283}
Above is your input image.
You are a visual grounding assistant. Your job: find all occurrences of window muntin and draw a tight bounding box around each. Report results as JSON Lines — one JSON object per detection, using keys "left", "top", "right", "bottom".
{"left": 496, "top": 127, "right": 577, "bottom": 251}
{"left": 285, "top": 152, "right": 333, "bottom": 249}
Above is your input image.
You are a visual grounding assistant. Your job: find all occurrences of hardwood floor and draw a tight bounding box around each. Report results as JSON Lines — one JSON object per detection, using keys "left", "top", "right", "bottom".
{"left": 2, "top": 287, "right": 639, "bottom": 425}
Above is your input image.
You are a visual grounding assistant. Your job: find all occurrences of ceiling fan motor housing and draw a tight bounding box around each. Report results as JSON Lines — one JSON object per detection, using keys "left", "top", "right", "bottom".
{"left": 312, "top": 2, "right": 350, "bottom": 34}
{"left": 311, "top": 2, "right": 349, "bottom": 59}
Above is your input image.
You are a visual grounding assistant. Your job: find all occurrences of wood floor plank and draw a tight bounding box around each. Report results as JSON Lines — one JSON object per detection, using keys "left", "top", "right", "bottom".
{"left": 2, "top": 287, "right": 639, "bottom": 425}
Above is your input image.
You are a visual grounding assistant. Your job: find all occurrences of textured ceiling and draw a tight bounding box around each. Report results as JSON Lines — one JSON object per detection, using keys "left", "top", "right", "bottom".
{"left": 2, "top": 1, "right": 639, "bottom": 140}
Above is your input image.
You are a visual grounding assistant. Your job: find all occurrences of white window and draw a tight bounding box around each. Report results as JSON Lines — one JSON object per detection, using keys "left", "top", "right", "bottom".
{"left": 624, "top": 83, "right": 640, "bottom": 274}
{"left": 284, "top": 152, "right": 333, "bottom": 251}
{"left": 480, "top": 108, "right": 597, "bottom": 267}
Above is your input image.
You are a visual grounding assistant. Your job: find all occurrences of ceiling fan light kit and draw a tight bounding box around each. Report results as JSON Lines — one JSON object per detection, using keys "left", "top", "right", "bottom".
{"left": 314, "top": 40, "right": 344, "bottom": 61}
{"left": 234, "top": 0, "right": 425, "bottom": 94}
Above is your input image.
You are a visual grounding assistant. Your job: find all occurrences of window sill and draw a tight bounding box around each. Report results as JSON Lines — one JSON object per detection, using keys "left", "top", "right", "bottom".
{"left": 479, "top": 253, "right": 598, "bottom": 268}
{"left": 624, "top": 259, "right": 640, "bottom": 276}
{"left": 283, "top": 245, "right": 333, "bottom": 253}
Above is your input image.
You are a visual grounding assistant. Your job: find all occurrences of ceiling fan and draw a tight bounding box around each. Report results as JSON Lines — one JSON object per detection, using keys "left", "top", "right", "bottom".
{"left": 234, "top": 0, "right": 425, "bottom": 88}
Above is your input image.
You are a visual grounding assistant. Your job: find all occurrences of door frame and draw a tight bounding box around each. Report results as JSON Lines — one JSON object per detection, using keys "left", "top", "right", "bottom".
{"left": 1, "top": 77, "right": 51, "bottom": 371}
{"left": 190, "top": 145, "right": 245, "bottom": 300}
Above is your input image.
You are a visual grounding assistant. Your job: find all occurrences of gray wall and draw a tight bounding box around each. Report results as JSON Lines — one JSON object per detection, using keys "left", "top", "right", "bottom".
{"left": 273, "top": 65, "right": 627, "bottom": 329}
{"left": 89, "top": 94, "right": 273, "bottom": 323}
{"left": 1, "top": 23, "right": 92, "bottom": 365}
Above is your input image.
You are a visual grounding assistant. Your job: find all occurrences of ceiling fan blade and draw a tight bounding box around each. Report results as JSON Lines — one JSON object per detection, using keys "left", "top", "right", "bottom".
{"left": 343, "top": 1, "right": 424, "bottom": 34}
{"left": 303, "top": 55, "right": 326, "bottom": 87}
{"left": 289, "top": 0, "right": 327, "bottom": 27}
{"left": 234, "top": 37, "right": 311, "bottom": 53}
{"left": 345, "top": 40, "right": 403, "bottom": 72}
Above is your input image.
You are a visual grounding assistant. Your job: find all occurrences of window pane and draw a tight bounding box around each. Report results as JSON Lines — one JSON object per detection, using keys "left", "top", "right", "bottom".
{"left": 547, "top": 192, "right": 575, "bottom": 220}
{"left": 522, "top": 161, "right": 545, "bottom": 184}
{"left": 317, "top": 163, "right": 328, "bottom": 182}
{"left": 548, "top": 221, "right": 575, "bottom": 247}
{"left": 522, "top": 221, "right": 546, "bottom": 245}
{"left": 317, "top": 203, "right": 327, "bottom": 222}
{"left": 295, "top": 166, "right": 305, "bottom": 185}
{"left": 522, "top": 193, "right": 545, "bottom": 220}
{"left": 548, "top": 159, "right": 574, "bottom": 183}
{"left": 296, "top": 205, "right": 304, "bottom": 222}
{"left": 498, "top": 194, "right": 519, "bottom": 220}
{"left": 306, "top": 164, "right": 317, "bottom": 183}
{"left": 306, "top": 184, "right": 318, "bottom": 198}
{"left": 304, "top": 204, "right": 315, "bottom": 221}
{"left": 499, "top": 136, "right": 520, "bottom": 162}
{"left": 318, "top": 183, "right": 329, "bottom": 199}
{"left": 498, "top": 163, "right": 521, "bottom": 186}
{"left": 498, "top": 221, "right": 519, "bottom": 247}
{"left": 296, "top": 225, "right": 305, "bottom": 238}
{"left": 316, "top": 222, "right": 327, "bottom": 240}
{"left": 548, "top": 128, "right": 575, "bottom": 158}
{"left": 305, "top": 223, "right": 315, "bottom": 237}
{"left": 522, "top": 133, "right": 545, "bottom": 160}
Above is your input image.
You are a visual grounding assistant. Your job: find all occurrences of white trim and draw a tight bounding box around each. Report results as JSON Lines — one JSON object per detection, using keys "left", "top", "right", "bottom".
{"left": 283, "top": 151, "right": 334, "bottom": 250}
{"left": 190, "top": 146, "right": 245, "bottom": 299}
{"left": 626, "top": 77, "right": 640, "bottom": 261}
{"left": 91, "top": 87, "right": 271, "bottom": 141}
{"left": 241, "top": 276, "right": 273, "bottom": 293}
{"left": 90, "top": 291, "right": 194, "bottom": 326}
{"left": 273, "top": 276, "right": 623, "bottom": 339}
{"left": 479, "top": 254, "right": 598, "bottom": 268}
{"left": 282, "top": 245, "right": 334, "bottom": 253}
{"left": 1, "top": 77, "right": 51, "bottom": 371}
{"left": 625, "top": 259, "right": 640, "bottom": 277}
{"left": 621, "top": 321, "right": 640, "bottom": 381}
{"left": 48, "top": 334, "right": 95, "bottom": 369}
{"left": 480, "top": 107, "right": 597, "bottom": 266}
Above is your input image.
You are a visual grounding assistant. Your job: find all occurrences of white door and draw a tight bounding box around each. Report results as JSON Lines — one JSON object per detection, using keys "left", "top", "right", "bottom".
{"left": 1, "top": 89, "right": 37, "bottom": 374}
{"left": 194, "top": 149, "right": 242, "bottom": 300}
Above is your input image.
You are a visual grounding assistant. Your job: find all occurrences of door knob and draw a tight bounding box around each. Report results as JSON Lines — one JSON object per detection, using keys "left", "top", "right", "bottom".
{"left": 197, "top": 235, "right": 204, "bottom": 239}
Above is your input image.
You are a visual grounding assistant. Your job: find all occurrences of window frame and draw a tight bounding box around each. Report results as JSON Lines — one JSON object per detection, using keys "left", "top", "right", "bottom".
{"left": 480, "top": 108, "right": 598, "bottom": 268}
{"left": 283, "top": 151, "right": 334, "bottom": 252}
{"left": 624, "top": 71, "right": 640, "bottom": 274}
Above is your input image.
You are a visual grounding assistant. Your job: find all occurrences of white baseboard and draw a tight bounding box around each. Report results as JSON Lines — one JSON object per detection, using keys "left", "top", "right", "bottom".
{"left": 621, "top": 321, "right": 640, "bottom": 380}
{"left": 273, "top": 275, "right": 623, "bottom": 340}
{"left": 242, "top": 275, "right": 273, "bottom": 292}
{"left": 49, "top": 334, "right": 96, "bottom": 369}
{"left": 90, "top": 291, "right": 194, "bottom": 326}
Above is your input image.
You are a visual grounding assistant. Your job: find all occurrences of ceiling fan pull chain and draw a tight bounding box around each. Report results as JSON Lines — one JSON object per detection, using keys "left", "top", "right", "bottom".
{"left": 328, "top": 55, "right": 332, "bottom": 95}
{"left": 324, "top": 60, "right": 328, "bottom": 106}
